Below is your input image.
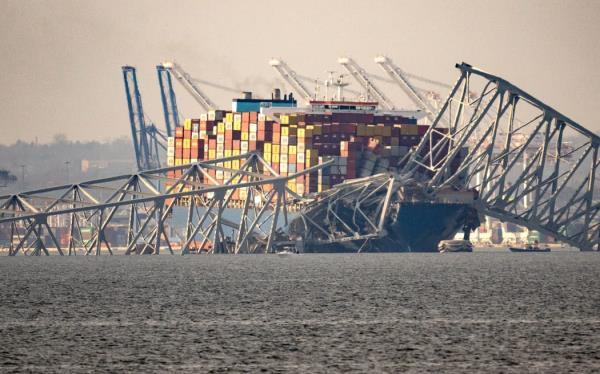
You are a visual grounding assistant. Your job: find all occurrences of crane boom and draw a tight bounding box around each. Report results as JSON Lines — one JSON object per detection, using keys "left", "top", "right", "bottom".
{"left": 156, "top": 65, "right": 179, "bottom": 137}
{"left": 161, "top": 61, "right": 217, "bottom": 112}
{"left": 269, "top": 58, "right": 313, "bottom": 103}
{"left": 374, "top": 55, "right": 437, "bottom": 122}
{"left": 337, "top": 57, "right": 396, "bottom": 111}
{"left": 122, "top": 66, "right": 160, "bottom": 170}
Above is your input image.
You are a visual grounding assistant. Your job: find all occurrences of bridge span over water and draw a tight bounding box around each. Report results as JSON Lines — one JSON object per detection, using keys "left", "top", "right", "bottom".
{"left": 1, "top": 63, "right": 599, "bottom": 254}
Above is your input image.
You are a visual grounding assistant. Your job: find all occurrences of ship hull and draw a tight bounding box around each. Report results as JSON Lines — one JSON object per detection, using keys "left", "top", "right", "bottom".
{"left": 303, "top": 202, "right": 473, "bottom": 253}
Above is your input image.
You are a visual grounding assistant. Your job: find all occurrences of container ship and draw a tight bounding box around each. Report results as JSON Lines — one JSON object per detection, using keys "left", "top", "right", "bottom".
{"left": 166, "top": 90, "right": 479, "bottom": 252}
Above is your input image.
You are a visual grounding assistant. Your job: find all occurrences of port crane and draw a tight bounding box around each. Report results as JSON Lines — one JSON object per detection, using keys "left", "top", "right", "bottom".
{"left": 161, "top": 61, "right": 217, "bottom": 112}
{"left": 374, "top": 56, "right": 440, "bottom": 123}
{"left": 269, "top": 58, "right": 314, "bottom": 104}
{"left": 337, "top": 57, "right": 396, "bottom": 110}
{"left": 156, "top": 65, "right": 180, "bottom": 137}
{"left": 122, "top": 66, "right": 166, "bottom": 170}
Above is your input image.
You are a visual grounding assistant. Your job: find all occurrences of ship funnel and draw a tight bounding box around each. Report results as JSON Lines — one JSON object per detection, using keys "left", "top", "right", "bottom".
{"left": 243, "top": 91, "right": 252, "bottom": 100}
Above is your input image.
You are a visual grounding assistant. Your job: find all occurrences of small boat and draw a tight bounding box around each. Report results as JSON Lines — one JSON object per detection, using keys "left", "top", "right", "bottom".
{"left": 509, "top": 246, "right": 551, "bottom": 253}
{"left": 438, "top": 239, "right": 473, "bottom": 253}
{"left": 276, "top": 249, "right": 299, "bottom": 256}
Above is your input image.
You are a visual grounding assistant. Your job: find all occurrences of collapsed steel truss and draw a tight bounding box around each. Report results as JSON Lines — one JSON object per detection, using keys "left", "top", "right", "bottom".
{"left": 404, "top": 63, "right": 600, "bottom": 250}
{"left": 289, "top": 174, "right": 399, "bottom": 248}
{"left": 0, "top": 153, "right": 330, "bottom": 256}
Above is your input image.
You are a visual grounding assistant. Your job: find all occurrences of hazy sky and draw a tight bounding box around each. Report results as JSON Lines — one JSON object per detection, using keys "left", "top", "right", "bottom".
{"left": 1, "top": 0, "right": 599, "bottom": 144}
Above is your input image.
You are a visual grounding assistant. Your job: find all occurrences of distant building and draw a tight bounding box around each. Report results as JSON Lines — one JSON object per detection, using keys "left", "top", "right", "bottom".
{"left": 81, "top": 159, "right": 135, "bottom": 173}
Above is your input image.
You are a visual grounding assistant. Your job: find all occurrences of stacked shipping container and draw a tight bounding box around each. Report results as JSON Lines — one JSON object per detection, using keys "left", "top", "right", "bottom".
{"left": 166, "top": 110, "right": 428, "bottom": 202}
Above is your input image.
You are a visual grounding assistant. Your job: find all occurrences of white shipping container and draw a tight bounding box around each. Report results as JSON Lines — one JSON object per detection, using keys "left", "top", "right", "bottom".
{"left": 258, "top": 113, "right": 266, "bottom": 121}
{"left": 249, "top": 133, "right": 257, "bottom": 141}
{"left": 167, "top": 137, "right": 175, "bottom": 147}
{"left": 208, "top": 112, "right": 216, "bottom": 121}
{"left": 217, "top": 134, "right": 225, "bottom": 144}
{"left": 200, "top": 113, "right": 208, "bottom": 121}
{"left": 297, "top": 153, "right": 305, "bottom": 163}
{"left": 281, "top": 136, "right": 289, "bottom": 146}
{"left": 249, "top": 123, "right": 257, "bottom": 132}
{"left": 241, "top": 141, "right": 249, "bottom": 152}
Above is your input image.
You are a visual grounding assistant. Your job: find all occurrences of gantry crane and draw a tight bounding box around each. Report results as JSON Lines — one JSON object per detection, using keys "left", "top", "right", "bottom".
{"left": 337, "top": 57, "right": 396, "bottom": 110}
{"left": 269, "top": 58, "right": 314, "bottom": 104}
{"left": 374, "top": 55, "right": 439, "bottom": 123}
{"left": 160, "top": 61, "right": 217, "bottom": 112}
{"left": 156, "top": 65, "right": 180, "bottom": 137}
{"left": 122, "top": 66, "right": 165, "bottom": 170}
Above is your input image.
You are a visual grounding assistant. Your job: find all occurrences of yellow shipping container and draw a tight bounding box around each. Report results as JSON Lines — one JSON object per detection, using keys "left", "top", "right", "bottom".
{"left": 264, "top": 152, "right": 271, "bottom": 161}
{"left": 272, "top": 144, "right": 280, "bottom": 155}
{"left": 273, "top": 153, "right": 280, "bottom": 162}
{"left": 232, "top": 149, "right": 240, "bottom": 156}
{"left": 401, "top": 124, "right": 418, "bottom": 135}
{"left": 208, "top": 150, "right": 216, "bottom": 159}
{"left": 232, "top": 159, "right": 240, "bottom": 169}
{"left": 281, "top": 126, "right": 289, "bottom": 136}
{"left": 233, "top": 121, "right": 241, "bottom": 131}
{"left": 264, "top": 143, "right": 272, "bottom": 153}
{"left": 280, "top": 114, "right": 289, "bottom": 124}
{"left": 241, "top": 132, "right": 248, "bottom": 141}
{"left": 289, "top": 145, "right": 297, "bottom": 155}
{"left": 217, "top": 122, "right": 225, "bottom": 134}
{"left": 224, "top": 161, "right": 231, "bottom": 169}
{"left": 226, "top": 113, "right": 233, "bottom": 122}
{"left": 225, "top": 149, "right": 232, "bottom": 157}
{"left": 183, "top": 139, "right": 191, "bottom": 148}
{"left": 298, "top": 128, "right": 305, "bottom": 138}
{"left": 184, "top": 118, "right": 192, "bottom": 130}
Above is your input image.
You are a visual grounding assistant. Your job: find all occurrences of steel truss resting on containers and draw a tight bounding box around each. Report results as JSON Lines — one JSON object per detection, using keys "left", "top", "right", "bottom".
{"left": 0, "top": 153, "right": 331, "bottom": 256}
{"left": 403, "top": 63, "right": 600, "bottom": 251}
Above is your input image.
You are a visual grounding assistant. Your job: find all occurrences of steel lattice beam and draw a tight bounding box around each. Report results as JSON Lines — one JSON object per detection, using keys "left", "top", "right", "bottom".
{"left": 0, "top": 153, "right": 331, "bottom": 256}
{"left": 404, "top": 62, "right": 600, "bottom": 251}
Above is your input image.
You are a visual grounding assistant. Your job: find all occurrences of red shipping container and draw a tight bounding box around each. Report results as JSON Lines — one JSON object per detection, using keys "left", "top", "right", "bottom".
{"left": 233, "top": 140, "right": 241, "bottom": 150}
{"left": 191, "top": 148, "right": 199, "bottom": 159}
{"left": 184, "top": 130, "right": 191, "bottom": 139}
{"left": 175, "top": 148, "right": 183, "bottom": 158}
{"left": 258, "top": 121, "right": 266, "bottom": 132}
{"left": 242, "top": 112, "right": 250, "bottom": 123}
{"left": 175, "top": 127, "right": 184, "bottom": 138}
{"left": 250, "top": 112, "right": 258, "bottom": 122}
{"left": 183, "top": 148, "right": 191, "bottom": 159}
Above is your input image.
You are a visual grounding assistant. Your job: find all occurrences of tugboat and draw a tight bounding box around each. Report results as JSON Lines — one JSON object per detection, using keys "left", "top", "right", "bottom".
{"left": 509, "top": 240, "right": 551, "bottom": 253}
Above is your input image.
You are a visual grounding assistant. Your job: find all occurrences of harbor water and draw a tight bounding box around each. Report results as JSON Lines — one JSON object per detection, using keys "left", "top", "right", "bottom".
{"left": 1, "top": 251, "right": 599, "bottom": 372}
